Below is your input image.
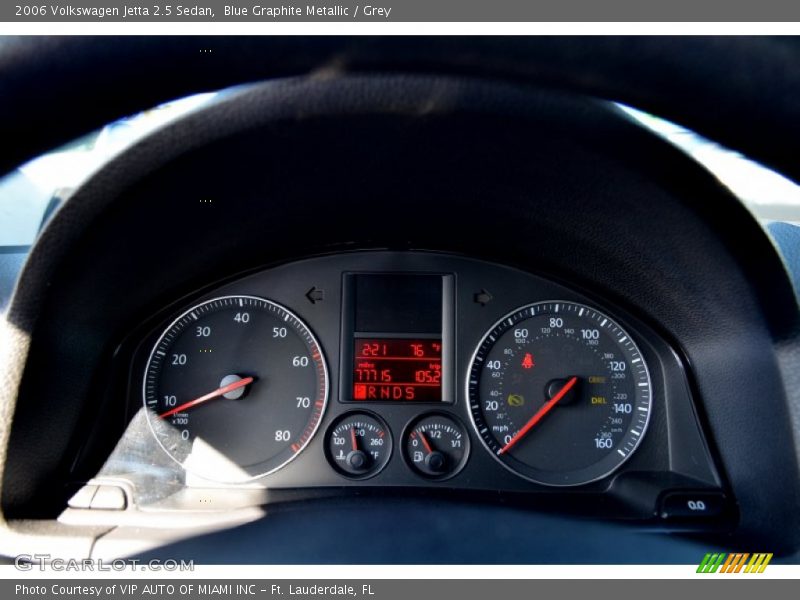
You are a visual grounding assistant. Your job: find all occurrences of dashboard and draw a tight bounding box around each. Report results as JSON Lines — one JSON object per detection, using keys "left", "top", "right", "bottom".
{"left": 75, "top": 251, "right": 724, "bottom": 525}
{"left": 2, "top": 38, "right": 800, "bottom": 563}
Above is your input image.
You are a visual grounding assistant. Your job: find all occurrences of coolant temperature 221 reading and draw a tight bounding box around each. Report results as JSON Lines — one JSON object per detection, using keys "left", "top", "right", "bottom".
{"left": 468, "top": 301, "right": 652, "bottom": 486}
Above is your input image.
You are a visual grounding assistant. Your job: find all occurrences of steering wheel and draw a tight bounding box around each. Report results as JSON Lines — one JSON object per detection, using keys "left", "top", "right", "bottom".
{"left": 1, "top": 36, "right": 798, "bottom": 563}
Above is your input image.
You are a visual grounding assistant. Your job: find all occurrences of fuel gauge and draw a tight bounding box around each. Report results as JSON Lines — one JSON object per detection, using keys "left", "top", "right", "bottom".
{"left": 404, "top": 413, "right": 470, "bottom": 480}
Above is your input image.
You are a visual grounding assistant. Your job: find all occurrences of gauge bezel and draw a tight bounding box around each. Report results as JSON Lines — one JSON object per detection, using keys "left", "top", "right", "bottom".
{"left": 324, "top": 410, "right": 394, "bottom": 480}
{"left": 466, "top": 300, "right": 653, "bottom": 487}
{"left": 142, "top": 294, "right": 329, "bottom": 483}
{"left": 402, "top": 412, "right": 471, "bottom": 481}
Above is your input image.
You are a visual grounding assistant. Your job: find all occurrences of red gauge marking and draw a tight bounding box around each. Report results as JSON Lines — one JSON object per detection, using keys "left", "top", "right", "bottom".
{"left": 350, "top": 426, "right": 358, "bottom": 451}
{"left": 498, "top": 376, "right": 578, "bottom": 455}
{"left": 158, "top": 376, "right": 254, "bottom": 419}
{"left": 418, "top": 430, "right": 434, "bottom": 454}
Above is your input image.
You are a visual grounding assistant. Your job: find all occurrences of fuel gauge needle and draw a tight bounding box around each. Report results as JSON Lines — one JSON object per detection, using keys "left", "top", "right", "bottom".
{"left": 498, "top": 375, "right": 578, "bottom": 455}
{"left": 418, "top": 431, "right": 434, "bottom": 454}
{"left": 159, "top": 376, "right": 254, "bottom": 419}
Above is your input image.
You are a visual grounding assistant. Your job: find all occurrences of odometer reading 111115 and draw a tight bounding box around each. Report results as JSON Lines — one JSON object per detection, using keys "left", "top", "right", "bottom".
{"left": 468, "top": 301, "right": 652, "bottom": 486}
{"left": 353, "top": 338, "right": 442, "bottom": 402}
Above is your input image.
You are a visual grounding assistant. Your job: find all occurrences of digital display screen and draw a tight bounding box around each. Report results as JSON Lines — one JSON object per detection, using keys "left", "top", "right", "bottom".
{"left": 352, "top": 338, "right": 442, "bottom": 402}
{"left": 352, "top": 274, "right": 443, "bottom": 334}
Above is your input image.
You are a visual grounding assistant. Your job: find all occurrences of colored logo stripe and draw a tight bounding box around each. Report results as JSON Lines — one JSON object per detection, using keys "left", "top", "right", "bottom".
{"left": 697, "top": 553, "right": 726, "bottom": 573}
{"left": 720, "top": 553, "right": 748, "bottom": 573}
{"left": 697, "top": 553, "right": 772, "bottom": 573}
{"left": 744, "top": 553, "right": 773, "bottom": 573}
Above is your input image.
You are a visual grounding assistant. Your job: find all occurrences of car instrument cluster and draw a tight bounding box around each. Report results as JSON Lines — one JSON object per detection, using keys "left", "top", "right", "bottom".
{"left": 113, "top": 252, "right": 727, "bottom": 522}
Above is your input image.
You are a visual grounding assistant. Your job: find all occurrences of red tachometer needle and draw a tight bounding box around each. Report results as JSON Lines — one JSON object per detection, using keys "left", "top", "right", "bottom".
{"left": 498, "top": 376, "right": 579, "bottom": 455}
{"left": 158, "top": 376, "right": 254, "bottom": 419}
{"left": 418, "top": 431, "right": 433, "bottom": 454}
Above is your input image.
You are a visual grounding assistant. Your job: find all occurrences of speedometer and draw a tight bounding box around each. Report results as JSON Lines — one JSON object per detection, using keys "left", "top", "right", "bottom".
{"left": 143, "top": 295, "right": 328, "bottom": 483}
{"left": 467, "top": 301, "right": 652, "bottom": 486}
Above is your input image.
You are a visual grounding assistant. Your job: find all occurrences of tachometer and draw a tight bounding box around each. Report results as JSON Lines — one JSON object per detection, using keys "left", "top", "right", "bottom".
{"left": 143, "top": 295, "right": 328, "bottom": 483}
{"left": 467, "top": 301, "right": 651, "bottom": 486}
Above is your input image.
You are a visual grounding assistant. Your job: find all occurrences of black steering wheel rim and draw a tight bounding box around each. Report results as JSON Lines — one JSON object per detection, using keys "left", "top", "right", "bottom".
{"left": 2, "top": 36, "right": 800, "bottom": 183}
{"left": 1, "top": 36, "right": 799, "bottom": 560}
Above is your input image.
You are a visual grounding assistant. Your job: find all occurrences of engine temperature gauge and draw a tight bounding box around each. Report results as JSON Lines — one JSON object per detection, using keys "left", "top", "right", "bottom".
{"left": 404, "top": 414, "right": 469, "bottom": 479}
{"left": 326, "top": 412, "right": 392, "bottom": 479}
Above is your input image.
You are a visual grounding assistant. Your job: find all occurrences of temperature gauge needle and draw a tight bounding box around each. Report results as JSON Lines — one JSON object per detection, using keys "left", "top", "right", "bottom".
{"left": 159, "top": 376, "right": 254, "bottom": 419}
{"left": 350, "top": 427, "right": 359, "bottom": 451}
{"left": 498, "top": 376, "right": 578, "bottom": 455}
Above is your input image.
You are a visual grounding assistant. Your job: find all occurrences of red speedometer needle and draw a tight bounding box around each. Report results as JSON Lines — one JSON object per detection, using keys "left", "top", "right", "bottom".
{"left": 158, "top": 376, "right": 254, "bottom": 419}
{"left": 498, "top": 376, "right": 579, "bottom": 455}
